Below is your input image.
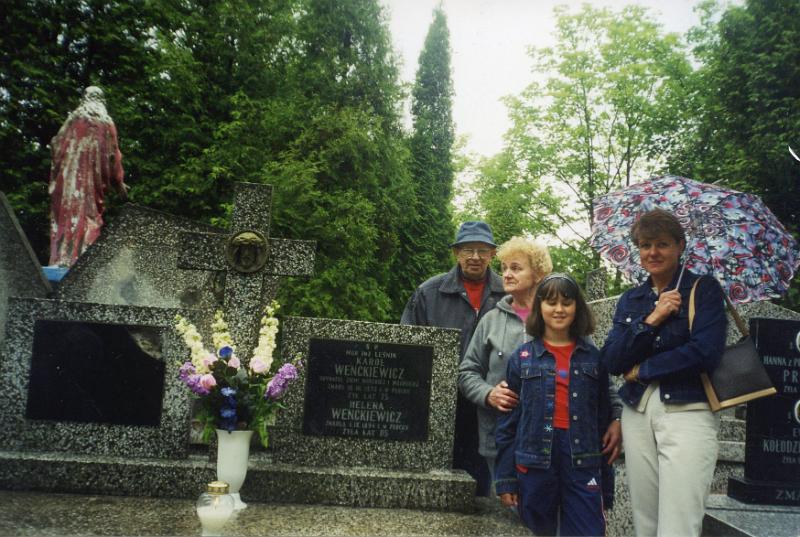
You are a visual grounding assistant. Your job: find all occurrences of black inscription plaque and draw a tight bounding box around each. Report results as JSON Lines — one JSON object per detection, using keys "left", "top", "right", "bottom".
{"left": 25, "top": 320, "right": 165, "bottom": 427}
{"left": 302, "top": 339, "right": 433, "bottom": 441}
{"left": 727, "top": 318, "right": 800, "bottom": 505}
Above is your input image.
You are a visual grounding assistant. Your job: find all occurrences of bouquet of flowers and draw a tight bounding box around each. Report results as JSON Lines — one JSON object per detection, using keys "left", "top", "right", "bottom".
{"left": 175, "top": 301, "right": 301, "bottom": 447}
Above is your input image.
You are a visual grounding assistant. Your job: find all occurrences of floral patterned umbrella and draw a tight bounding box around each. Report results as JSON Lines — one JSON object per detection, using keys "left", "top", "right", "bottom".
{"left": 590, "top": 175, "right": 800, "bottom": 304}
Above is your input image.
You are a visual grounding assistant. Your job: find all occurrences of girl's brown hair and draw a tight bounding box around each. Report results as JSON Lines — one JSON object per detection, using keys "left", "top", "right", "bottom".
{"left": 526, "top": 273, "right": 595, "bottom": 339}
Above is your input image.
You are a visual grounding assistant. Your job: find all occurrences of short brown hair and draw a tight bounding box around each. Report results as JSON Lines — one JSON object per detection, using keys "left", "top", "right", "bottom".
{"left": 526, "top": 273, "right": 595, "bottom": 339}
{"left": 631, "top": 208, "right": 686, "bottom": 246}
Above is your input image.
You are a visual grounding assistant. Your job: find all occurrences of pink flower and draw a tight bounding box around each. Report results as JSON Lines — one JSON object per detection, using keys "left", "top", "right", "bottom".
{"left": 199, "top": 374, "right": 217, "bottom": 390}
{"left": 228, "top": 354, "right": 241, "bottom": 369}
{"left": 202, "top": 353, "right": 218, "bottom": 368}
{"left": 250, "top": 357, "right": 268, "bottom": 374}
{"left": 520, "top": 351, "right": 530, "bottom": 357}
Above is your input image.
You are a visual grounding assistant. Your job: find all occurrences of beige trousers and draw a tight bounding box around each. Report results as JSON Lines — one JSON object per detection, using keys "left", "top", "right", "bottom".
{"left": 622, "top": 388, "right": 720, "bottom": 537}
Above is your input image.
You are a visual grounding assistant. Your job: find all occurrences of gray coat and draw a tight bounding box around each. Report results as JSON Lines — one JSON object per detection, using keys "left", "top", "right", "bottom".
{"left": 459, "top": 296, "right": 624, "bottom": 459}
{"left": 458, "top": 296, "right": 527, "bottom": 458}
{"left": 400, "top": 265, "right": 505, "bottom": 360}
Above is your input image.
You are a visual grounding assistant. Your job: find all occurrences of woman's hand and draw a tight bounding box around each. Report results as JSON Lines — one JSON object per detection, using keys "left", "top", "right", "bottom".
{"left": 601, "top": 419, "right": 622, "bottom": 464}
{"left": 499, "top": 492, "right": 518, "bottom": 508}
{"left": 623, "top": 364, "right": 641, "bottom": 383}
{"left": 645, "top": 289, "right": 681, "bottom": 326}
{"left": 486, "top": 381, "right": 519, "bottom": 412}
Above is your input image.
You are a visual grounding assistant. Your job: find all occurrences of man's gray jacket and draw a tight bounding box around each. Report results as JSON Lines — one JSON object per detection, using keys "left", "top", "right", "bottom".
{"left": 400, "top": 265, "right": 505, "bottom": 359}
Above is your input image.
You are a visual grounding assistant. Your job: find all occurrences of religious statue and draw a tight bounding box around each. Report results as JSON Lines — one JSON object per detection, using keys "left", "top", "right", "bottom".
{"left": 48, "top": 86, "right": 128, "bottom": 267}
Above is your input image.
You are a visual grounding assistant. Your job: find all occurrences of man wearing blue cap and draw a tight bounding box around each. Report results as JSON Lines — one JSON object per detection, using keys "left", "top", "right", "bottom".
{"left": 401, "top": 221, "right": 505, "bottom": 496}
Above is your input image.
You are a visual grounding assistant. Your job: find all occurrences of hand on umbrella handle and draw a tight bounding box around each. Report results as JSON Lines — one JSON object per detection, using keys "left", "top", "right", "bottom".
{"left": 645, "top": 289, "right": 681, "bottom": 326}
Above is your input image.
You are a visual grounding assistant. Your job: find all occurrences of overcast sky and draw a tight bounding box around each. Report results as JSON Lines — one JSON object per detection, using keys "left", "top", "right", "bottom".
{"left": 381, "top": 0, "right": 704, "bottom": 159}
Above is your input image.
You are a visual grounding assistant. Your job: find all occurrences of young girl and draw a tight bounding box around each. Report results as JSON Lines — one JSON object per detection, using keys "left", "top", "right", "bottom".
{"left": 494, "top": 273, "right": 621, "bottom": 536}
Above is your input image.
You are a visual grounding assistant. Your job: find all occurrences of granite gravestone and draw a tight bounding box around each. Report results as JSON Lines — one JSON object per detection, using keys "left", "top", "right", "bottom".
{"left": 0, "top": 193, "right": 51, "bottom": 347}
{"left": 0, "top": 298, "right": 188, "bottom": 458}
{"left": 274, "top": 317, "right": 461, "bottom": 472}
{"left": 54, "top": 203, "right": 224, "bottom": 309}
{"left": 728, "top": 317, "right": 800, "bottom": 505}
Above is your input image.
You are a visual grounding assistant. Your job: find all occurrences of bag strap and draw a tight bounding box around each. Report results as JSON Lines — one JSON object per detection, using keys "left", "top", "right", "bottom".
{"left": 688, "top": 277, "right": 748, "bottom": 337}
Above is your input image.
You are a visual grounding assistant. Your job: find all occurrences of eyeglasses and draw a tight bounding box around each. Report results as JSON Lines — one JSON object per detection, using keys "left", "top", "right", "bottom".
{"left": 458, "top": 248, "right": 494, "bottom": 259}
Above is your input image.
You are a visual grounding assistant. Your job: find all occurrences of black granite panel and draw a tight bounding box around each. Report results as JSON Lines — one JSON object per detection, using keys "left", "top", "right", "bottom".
{"left": 303, "top": 339, "right": 433, "bottom": 441}
{"left": 743, "top": 318, "right": 800, "bottom": 487}
{"left": 26, "top": 320, "right": 165, "bottom": 426}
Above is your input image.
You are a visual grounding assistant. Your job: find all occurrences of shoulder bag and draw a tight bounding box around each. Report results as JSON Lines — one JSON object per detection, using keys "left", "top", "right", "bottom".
{"left": 688, "top": 278, "right": 777, "bottom": 411}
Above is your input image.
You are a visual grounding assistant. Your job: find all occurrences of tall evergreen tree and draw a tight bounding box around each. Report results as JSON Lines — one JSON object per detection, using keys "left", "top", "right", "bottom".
{"left": 397, "top": 7, "right": 455, "bottom": 304}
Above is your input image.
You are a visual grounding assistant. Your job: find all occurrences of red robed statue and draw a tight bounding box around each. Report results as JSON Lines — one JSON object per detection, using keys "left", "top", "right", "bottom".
{"left": 48, "top": 86, "right": 128, "bottom": 267}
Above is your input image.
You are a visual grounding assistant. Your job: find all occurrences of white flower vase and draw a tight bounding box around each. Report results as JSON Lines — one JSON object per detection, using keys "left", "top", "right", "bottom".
{"left": 215, "top": 429, "right": 253, "bottom": 510}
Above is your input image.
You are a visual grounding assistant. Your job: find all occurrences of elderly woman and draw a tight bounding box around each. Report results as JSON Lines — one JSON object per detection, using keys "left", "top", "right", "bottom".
{"left": 600, "top": 208, "right": 727, "bottom": 537}
{"left": 458, "top": 237, "right": 553, "bottom": 480}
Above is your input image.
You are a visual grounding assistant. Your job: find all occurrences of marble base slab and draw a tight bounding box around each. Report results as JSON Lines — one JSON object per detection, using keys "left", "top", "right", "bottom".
{"left": 704, "top": 494, "right": 800, "bottom": 537}
{"left": 0, "top": 450, "right": 475, "bottom": 512}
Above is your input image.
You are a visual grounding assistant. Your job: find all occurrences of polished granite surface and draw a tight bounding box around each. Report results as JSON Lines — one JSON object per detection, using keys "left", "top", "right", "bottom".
{"left": 0, "top": 490, "right": 530, "bottom": 536}
{"left": 704, "top": 494, "right": 800, "bottom": 537}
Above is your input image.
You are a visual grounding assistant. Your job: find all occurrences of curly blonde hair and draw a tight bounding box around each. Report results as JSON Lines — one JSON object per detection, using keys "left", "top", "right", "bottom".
{"left": 496, "top": 236, "right": 553, "bottom": 281}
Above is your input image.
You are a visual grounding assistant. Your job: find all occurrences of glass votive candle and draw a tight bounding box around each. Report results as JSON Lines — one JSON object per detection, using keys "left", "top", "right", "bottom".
{"left": 196, "top": 480, "right": 235, "bottom": 536}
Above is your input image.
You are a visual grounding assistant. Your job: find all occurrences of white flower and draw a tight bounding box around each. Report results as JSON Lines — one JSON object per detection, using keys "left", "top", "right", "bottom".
{"left": 211, "top": 311, "right": 235, "bottom": 352}
{"left": 252, "top": 301, "right": 280, "bottom": 373}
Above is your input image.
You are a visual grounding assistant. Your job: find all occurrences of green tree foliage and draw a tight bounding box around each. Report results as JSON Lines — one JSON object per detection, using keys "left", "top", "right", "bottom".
{"left": 1, "top": 0, "right": 415, "bottom": 322}
{"left": 473, "top": 5, "right": 692, "bottom": 283}
{"left": 668, "top": 0, "right": 800, "bottom": 307}
{"left": 396, "top": 7, "right": 456, "bottom": 308}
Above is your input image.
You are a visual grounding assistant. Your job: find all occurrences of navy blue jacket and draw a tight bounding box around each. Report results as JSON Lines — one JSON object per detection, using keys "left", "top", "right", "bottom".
{"left": 600, "top": 267, "right": 727, "bottom": 406}
{"left": 400, "top": 265, "right": 505, "bottom": 360}
{"left": 495, "top": 337, "right": 618, "bottom": 497}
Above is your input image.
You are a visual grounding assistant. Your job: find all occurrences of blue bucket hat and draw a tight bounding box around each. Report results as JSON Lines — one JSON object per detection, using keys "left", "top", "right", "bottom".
{"left": 451, "top": 221, "right": 497, "bottom": 248}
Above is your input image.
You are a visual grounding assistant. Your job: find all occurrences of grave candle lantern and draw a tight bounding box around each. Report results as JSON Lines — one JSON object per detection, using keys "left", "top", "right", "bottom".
{"left": 196, "top": 481, "right": 234, "bottom": 536}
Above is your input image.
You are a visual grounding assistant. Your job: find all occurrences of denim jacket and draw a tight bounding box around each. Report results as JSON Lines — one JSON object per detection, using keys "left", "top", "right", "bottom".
{"left": 599, "top": 267, "right": 727, "bottom": 407}
{"left": 494, "top": 336, "right": 619, "bottom": 496}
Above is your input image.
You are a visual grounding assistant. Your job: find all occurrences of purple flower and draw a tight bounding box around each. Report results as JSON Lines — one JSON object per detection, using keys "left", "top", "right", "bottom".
{"left": 179, "top": 362, "right": 196, "bottom": 381}
{"left": 277, "top": 363, "right": 299, "bottom": 380}
{"left": 184, "top": 374, "right": 210, "bottom": 396}
{"left": 265, "top": 363, "right": 299, "bottom": 400}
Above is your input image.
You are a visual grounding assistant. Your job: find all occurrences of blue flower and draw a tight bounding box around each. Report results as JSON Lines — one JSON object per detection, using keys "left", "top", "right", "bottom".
{"left": 221, "top": 387, "right": 236, "bottom": 397}
{"left": 220, "top": 407, "right": 236, "bottom": 419}
{"left": 218, "top": 346, "right": 233, "bottom": 359}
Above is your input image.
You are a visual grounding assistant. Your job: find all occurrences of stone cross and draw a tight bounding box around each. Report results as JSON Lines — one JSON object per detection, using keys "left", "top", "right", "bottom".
{"left": 177, "top": 182, "right": 315, "bottom": 359}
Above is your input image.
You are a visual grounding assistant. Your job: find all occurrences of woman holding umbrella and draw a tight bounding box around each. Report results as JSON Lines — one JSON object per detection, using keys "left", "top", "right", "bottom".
{"left": 600, "top": 208, "right": 727, "bottom": 537}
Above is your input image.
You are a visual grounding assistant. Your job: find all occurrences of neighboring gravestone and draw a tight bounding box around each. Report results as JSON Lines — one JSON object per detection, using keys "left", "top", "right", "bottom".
{"left": 727, "top": 318, "right": 800, "bottom": 505}
{"left": 585, "top": 268, "right": 608, "bottom": 301}
{"left": 0, "top": 193, "right": 51, "bottom": 347}
{"left": 0, "top": 297, "right": 188, "bottom": 458}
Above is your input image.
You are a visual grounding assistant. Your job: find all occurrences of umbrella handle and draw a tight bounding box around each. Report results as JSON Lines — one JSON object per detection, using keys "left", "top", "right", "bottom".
{"left": 675, "top": 262, "right": 687, "bottom": 290}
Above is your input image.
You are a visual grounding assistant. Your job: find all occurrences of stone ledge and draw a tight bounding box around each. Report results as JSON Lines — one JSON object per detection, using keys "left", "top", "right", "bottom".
{"left": 718, "top": 440, "right": 745, "bottom": 463}
{"left": 704, "top": 494, "right": 800, "bottom": 537}
{"left": 0, "top": 451, "right": 475, "bottom": 512}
